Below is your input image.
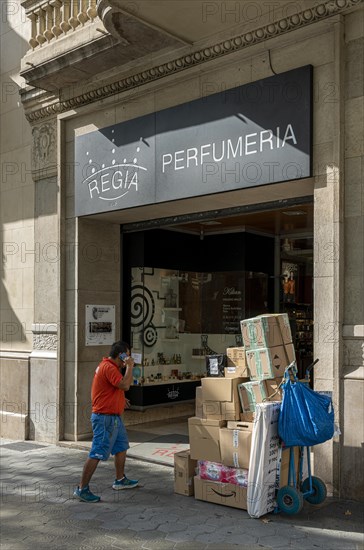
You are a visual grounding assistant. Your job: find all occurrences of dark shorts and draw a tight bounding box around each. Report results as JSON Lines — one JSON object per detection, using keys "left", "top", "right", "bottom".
{"left": 89, "top": 413, "right": 129, "bottom": 461}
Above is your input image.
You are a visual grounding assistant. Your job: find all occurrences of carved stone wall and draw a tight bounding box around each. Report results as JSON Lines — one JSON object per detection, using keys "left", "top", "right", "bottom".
{"left": 32, "top": 323, "right": 58, "bottom": 353}
{"left": 31, "top": 120, "right": 57, "bottom": 179}
{"left": 22, "top": 0, "right": 362, "bottom": 123}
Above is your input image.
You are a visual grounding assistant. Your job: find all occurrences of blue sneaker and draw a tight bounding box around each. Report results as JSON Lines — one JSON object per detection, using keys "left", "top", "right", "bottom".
{"left": 73, "top": 485, "right": 100, "bottom": 502}
{"left": 112, "top": 476, "right": 139, "bottom": 490}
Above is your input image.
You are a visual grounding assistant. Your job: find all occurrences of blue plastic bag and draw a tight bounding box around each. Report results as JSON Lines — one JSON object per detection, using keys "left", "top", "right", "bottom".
{"left": 278, "top": 380, "right": 335, "bottom": 447}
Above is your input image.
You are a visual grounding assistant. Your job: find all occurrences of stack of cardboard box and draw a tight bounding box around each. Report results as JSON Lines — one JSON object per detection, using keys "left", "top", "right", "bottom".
{"left": 188, "top": 374, "right": 252, "bottom": 510}
{"left": 175, "top": 354, "right": 251, "bottom": 508}
{"left": 238, "top": 313, "right": 295, "bottom": 421}
{"left": 174, "top": 313, "right": 298, "bottom": 514}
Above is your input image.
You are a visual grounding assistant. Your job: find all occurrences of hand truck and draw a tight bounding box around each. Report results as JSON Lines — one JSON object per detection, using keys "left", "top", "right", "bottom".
{"left": 276, "top": 359, "right": 327, "bottom": 515}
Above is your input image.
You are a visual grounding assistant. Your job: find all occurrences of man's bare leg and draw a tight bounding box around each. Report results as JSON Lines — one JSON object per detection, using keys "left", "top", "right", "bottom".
{"left": 80, "top": 458, "right": 100, "bottom": 489}
{"left": 114, "top": 451, "right": 127, "bottom": 480}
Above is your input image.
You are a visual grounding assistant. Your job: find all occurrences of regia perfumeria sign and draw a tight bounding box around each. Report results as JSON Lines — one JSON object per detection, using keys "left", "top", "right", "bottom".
{"left": 75, "top": 66, "right": 312, "bottom": 217}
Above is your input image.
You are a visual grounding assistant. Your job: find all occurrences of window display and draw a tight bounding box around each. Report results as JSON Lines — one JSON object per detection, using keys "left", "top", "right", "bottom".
{"left": 126, "top": 267, "right": 268, "bottom": 409}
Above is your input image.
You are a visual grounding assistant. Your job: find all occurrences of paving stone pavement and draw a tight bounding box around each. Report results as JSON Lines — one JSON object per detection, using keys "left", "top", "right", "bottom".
{"left": 0, "top": 440, "right": 363, "bottom": 550}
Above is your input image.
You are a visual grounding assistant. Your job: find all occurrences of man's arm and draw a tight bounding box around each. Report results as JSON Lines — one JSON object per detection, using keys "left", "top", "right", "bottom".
{"left": 117, "top": 356, "right": 134, "bottom": 391}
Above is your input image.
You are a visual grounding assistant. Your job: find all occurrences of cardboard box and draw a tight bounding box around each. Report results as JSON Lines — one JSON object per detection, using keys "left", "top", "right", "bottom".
{"left": 194, "top": 476, "right": 247, "bottom": 510}
{"left": 225, "top": 347, "right": 249, "bottom": 378}
{"left": 195, "top": 386, "right": 203, "bottom": 418}
{"left": 246, "top": 345, "right": 289, "bottom": 380}
{"left": 202, "top": 400, "right": 241, "bottom": 421}
{"left": 205, "top": 354, "right": 226, "bottom": 377}
{"left": 190, "top": 437, "right": 221, "bottom": 463}
{"left": 226, "top": 346, "right": 246, "bottom": 364}
{"left": 260, "top": 313, "right": 292, "bottom": 345}
{"left": 276, "top": 314, "right": 292, "bottom": 345}
{"left": 201, "top": 377, "right": 244, "bottom": 402}
{"left": 238, "top": 380, "right": 268, "bottom": 412}
{"left": 227, "top": 420, "right": 254, "bottom": 431}
{"left": 240, "top": 315, "right": 284, "bottom": 350}
{"left": 264, "top": 377, "right": 284, "bottom": 402}
{"left": 240, "top": 411, "right": 255, "bottom": 422}
{"left": 174, "top": 450, "right": 197, "bottom": 496}
{"left": 220, "top": 424, "right": 253, "bottom": 469}
{"left": 224, "top": 366, "right": 249, "bottom": 378}
{"left": 188, "top": 417, "right": 225, "bottom": 462}
{"left": 279, "top": 447, "right": 300, "bottom": 487}
{"left": 188, "top": 416, "right": 226, "bottom": 440}
{"left": 285, "top": 342, "right": 296, "bottom": 365}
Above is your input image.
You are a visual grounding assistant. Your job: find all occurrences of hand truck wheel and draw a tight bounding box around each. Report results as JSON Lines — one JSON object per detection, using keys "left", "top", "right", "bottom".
{"left": 301, "top": 476, "right": 327, "bottom": 504}
{"left": 277, "top": 485, "right": 304, "bottom": 515}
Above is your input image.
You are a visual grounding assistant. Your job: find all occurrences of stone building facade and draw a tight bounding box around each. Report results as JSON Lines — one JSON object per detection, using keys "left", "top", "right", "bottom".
{"left": 0, "top": 0, "right": 363, "bottom": 500}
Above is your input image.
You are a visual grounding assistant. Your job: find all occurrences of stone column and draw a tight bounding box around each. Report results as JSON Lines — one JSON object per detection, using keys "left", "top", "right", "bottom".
{"left": 313, "top": 18, "right": 345, "bottom": 497}
{"left": 29, "top": 119, "right": 61, "bottom": 443}
{"left": 340, "top": 10, "right": 364, "bottom": 501}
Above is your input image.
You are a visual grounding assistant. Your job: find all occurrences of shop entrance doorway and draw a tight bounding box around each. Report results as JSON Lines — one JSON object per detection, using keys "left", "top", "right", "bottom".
{"left": 122, "top": 201, "right": 313, "bottom": 420}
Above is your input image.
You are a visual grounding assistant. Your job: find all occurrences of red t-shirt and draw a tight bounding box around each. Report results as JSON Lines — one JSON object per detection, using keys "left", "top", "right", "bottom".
{"left": 91, "top": 357, "right": 125, "bottom": 414}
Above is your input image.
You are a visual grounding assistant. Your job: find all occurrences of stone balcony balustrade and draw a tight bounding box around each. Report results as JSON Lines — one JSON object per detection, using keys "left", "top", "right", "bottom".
{"left": 22, "top": 0, "right": 98, "bottom": 49}
{"left": 20, "top": 0, "right": 186, "bottom": 93}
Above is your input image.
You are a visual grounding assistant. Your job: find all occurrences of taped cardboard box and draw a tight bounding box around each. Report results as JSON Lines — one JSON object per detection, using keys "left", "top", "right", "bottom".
{"left": 240, "top": 315, "right": 284, "bottom": 350}
{"left": 194, "top": 476, "right": 247, "bottom": 510}
{"left": 226, "top": 346, "right": 246, "bottom": 364}
{"left": 202, "top": 400, "right": 241, "bottom": 421}
{"left": 188, "top": 417, "right": 225, "bottom": 462}
{"left": 246, "top": 345, "right": 290, "bottom": 380}
{"left": 174, "top": 450, "right": 197, "bottom": 496}
{"left": 220, "top": 424, "right": 252, "bottom": 469}
{"left": 224, "top": 366, "right": 249, "bottom": 379}
{"left": 238, "top": 379, "right": 283, "bottom": 414}
{"left": 238, "top": 380, "right": 268, "bottom": 412}
{"left": 201, "top": 377, "right": 244, "bottom": 402}
{"left": 225, "top": 347, "right": 249, "bottom": 378}
{"left": 227, "top": 420, "right": 254, "bottom": 430}
{"left": 260, "top": 313, "right": 292, "bottom": 346}
{"left": 188, "top": 416, "right": 226, "bottom": 440}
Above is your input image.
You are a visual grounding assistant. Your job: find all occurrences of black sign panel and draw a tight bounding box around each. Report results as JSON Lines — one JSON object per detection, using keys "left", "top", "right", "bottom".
{"left": 75, "top": 66, "right": 312, "bottom": 216}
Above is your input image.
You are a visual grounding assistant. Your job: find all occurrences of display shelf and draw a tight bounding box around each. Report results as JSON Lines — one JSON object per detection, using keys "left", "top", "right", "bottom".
{"left": 141, "top": 363, "right": 185, "bottom": 367}
{"left": 126, "top": 379, "right": 201, "bottom": 409}
{"left": 141, "top": 378, "right": 202, "bottom": 386}
{"left": 281, "top": 301, "right": 313, "bottom": 380}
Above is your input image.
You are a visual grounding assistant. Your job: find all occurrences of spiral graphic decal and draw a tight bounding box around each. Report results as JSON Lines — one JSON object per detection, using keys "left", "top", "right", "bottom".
{"left": 143, "top": 325, "right": 158, "bottom": 347}
{"left": 130, "top": 284, "right": 155, "bottom": 329}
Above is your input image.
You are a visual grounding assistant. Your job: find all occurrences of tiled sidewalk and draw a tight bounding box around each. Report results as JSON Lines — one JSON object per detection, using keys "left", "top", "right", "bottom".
{"left": 1, "top": 438, "right": 363, "bottom": 550}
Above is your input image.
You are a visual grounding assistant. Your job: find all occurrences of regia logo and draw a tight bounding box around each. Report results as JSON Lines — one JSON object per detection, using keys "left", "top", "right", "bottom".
{"left": 167, "top": 386, "right": 179, "bottom": 400}
{"left": 82, "top": 142, "right": 147, "bottom": 203}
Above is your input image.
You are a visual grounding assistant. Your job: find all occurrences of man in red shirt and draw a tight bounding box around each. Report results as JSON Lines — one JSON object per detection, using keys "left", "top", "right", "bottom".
{"left": 74, "top": 341, "right": 138, "bottom": 502}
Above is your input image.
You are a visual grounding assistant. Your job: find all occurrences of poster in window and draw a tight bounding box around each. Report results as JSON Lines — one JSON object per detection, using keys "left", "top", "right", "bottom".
{"left": 86, "top": 305, "right": 115, "bottom": 346}
{"left": 281, "top": 262, "right": 299, "bottom": 304}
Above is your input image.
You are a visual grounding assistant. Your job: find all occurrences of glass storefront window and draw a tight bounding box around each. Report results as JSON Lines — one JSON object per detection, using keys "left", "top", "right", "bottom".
{"left": 129, "top": 267, "right": 268, "bottom": 386}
